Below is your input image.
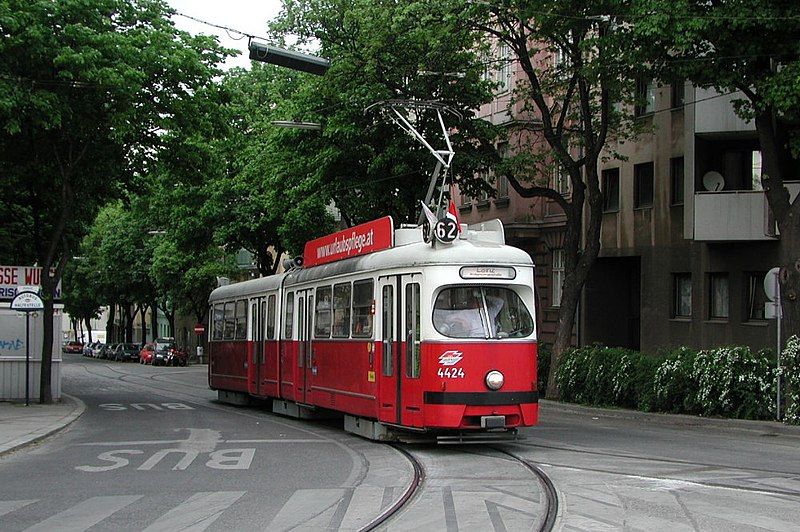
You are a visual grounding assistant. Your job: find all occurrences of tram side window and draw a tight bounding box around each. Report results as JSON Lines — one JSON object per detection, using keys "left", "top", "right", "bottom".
{"left": 234, "top": 300, "right": 247, "bottom": 339}
{"left": 352, "top": 280, "right": 374, "bottom": 337}
{"left": 284, "top": 292, "right": 294, "bottom": 339}
{"left": 267, "top": 295, "right": 276, "bottom": 340}
{"left": 405, "top": 283, "right": 421, "bottom": 378}
{"left": 382, "top": 284, "right": 393, "bottom": 376}
{"left": 212, "top": 304, "right": 224, "bottom": 341}
{"left": 223, "top": 302, "right": 235, "bottom": 340}
{"left": 332, "top": 282, "right": 351, "bottom": 338}
{"left": 315, "top": 285, "right": 332, "bottom": 338}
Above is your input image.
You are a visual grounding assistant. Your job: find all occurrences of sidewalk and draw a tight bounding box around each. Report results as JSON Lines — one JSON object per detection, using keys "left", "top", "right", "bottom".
{"left": 541, "top": 399, "right": 800, "bottom": 437}
{"left": 0, "top": 394, "right": 85, "bottom": 457}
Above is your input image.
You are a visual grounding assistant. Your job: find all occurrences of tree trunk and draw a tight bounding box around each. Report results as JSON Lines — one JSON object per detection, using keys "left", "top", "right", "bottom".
{"left": 137, "top": 304, "right": 147, "bottom": 344}
{"left": 124, "top": 304, "right": 134, "bottom": 343}
{"left": 106, "top": 304, "right": 115, "bottom": 343}
{"left": 84, "top": 316, "right": 93, "bottom": 343}
{"left": 39, "top": 274, "right": 55, "bottom": 404}
{"left": 150, "top": 301, "right": 159, "bottom": 341}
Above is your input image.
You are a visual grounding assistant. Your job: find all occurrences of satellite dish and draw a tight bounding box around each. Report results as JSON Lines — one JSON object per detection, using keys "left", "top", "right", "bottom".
{"left": 702, "top": 171, "right": 725, "bottom": 191}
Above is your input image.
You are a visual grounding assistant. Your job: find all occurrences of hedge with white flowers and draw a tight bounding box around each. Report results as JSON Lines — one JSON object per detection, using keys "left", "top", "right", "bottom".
{"left": 554, "top": 340, "right": 799, "bottom": 424}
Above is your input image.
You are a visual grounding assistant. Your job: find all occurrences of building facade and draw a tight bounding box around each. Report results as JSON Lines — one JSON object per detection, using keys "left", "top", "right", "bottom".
{"left": 458, "top": 53, "right": 798, "bottom": 354}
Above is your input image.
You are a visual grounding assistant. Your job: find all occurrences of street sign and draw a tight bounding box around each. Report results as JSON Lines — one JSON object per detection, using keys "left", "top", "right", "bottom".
{"left": 11, "top": 291, "right": 44, "bottom": 311}
{"left": 764, "top": 267, "right": 780, "bottom": 302}
{"left": 194, "top": 324, "right": 205, "bottom": 335}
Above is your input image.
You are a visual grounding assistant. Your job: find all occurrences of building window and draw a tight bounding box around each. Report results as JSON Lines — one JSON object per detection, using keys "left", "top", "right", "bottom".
{"left": 553, "top": 164, "right": 570, "bottom": 195}
{"left": 752, "top": 150, "right": 763, "bottom": 191}
{"left": 602, "top": 168, "right": 620, "bottom": 212}
{"left": 497, "top": 43, "right": 511, "bottom": 93}
{"left": 671, "top": 81, "right": 684, "bottom": 109}
{"left": 672, "top": 273, "right": 692, "bottom": 318}
{"left": 552, "top": 249, "right": 565, "bottom": 307}
{"left": 634, "top": 162, "right": 654, "bottom": 208}
{"left": 709, "top": 273, "right": 729, "bottom": 320}
{"left": 745, "top": 271, "right": 768, "bottom": 321}
{"left": 670, "top": 157, "right": 684, "bottom": 205}
{"left": 496, "top": 174, "right": 508, "bottom": 199}
{"left": 635, "top": 78, "right": 656, "bottom": 116}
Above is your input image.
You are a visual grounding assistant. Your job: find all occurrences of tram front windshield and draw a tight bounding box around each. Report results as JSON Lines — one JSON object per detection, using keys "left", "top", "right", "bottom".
{"left": 433, "top": 286, "right": 534, "bottom": 339}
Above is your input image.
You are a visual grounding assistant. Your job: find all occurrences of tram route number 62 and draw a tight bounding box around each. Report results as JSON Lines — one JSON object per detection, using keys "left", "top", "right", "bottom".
{"left": 437, "top": 367, "right": 465, "bottom": 379}
{"left": 434, "top": 218, "right": 458, "bottom": 243}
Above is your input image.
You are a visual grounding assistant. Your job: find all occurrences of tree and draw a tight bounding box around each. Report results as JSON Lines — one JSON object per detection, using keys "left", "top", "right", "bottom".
{"left": 0, "top": 0, "right": 227, "bottom": 402}
{"left": 631, "top": 0, "right": 800, "bottom": 338}
{"left": 460, "top": 1, "right": 646, "bottom": 398}
{"left": 271, "top": 0, "right": 500, "bottom": 226}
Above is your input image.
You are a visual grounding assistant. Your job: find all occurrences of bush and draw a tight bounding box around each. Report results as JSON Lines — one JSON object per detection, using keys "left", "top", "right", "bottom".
{"left": 555, "top": 345, "right": 655, "bottom": 409}
{"left": 684, "top": 346, "right": 775, "bottom": 420}
{"left": 783, "top": 335, "right": 800, "bottom": 425}
{"left": 537, "top": 343, "right": 551, "bottom": 395}
{"left": 650, "top": 347, "right": 699, "bottom": 413}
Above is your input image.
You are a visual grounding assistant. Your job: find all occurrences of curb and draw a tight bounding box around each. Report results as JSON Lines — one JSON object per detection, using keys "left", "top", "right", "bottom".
{"left": 540, "top": 399, "right": 800, "bottom": 437}
{"left": 0, "top": 393, "right": 86, "bottom": 457}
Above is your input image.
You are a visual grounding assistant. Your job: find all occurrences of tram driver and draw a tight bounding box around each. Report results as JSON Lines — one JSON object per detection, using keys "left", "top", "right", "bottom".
{"left": 433, "top": 288, "right": 504, "bottom": 338}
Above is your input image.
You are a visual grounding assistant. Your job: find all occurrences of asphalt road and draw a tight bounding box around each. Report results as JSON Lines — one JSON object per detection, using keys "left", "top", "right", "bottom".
{"left": 1, "top": 355, "right": 799, "bottom": 531}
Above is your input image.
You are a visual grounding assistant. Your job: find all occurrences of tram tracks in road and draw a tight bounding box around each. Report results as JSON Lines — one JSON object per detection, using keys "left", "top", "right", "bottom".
{"left": 509, "top": 440, "right": 800, "bottom": 499}
{"left": 359, "top": 445, "right": 424, "bottom": 532}
{"left": 491, "top": 446, "right": 559, "bottom": 532}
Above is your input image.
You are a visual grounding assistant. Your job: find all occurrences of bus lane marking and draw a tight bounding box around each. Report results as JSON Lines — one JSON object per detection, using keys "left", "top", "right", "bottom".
{"left": 75, "top": 429, "right": 329, "bottom": 473}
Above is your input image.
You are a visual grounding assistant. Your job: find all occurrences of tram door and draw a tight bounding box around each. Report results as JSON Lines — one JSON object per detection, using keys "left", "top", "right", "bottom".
{"left": 378, "top": 276, "right": 399, "bottom": 424}
{"left": 297, "top": 290, "right": 314, "bottom": 405}
{"left": 378, "top": 273, "right": 421, "bottom": 426}
{"left": 249, "top": 297, "right": 265, "bottom": 396}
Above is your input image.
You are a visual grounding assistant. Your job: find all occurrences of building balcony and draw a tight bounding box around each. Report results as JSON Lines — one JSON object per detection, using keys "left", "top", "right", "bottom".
{"left": 693, "top": 183, "right": 800, "bottom": 241}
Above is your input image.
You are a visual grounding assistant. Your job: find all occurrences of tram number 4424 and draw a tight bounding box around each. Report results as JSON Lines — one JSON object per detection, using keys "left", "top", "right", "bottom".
{"left": 437, "top": 367, "right": 465, "bottom": 379}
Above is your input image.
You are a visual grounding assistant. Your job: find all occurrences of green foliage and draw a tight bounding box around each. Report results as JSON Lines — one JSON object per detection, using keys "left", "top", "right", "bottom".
{"left": 782, "top": 336, "right": 800, "bottom": 425}
{"left": 681, "top": 346, "right": 775, "bottom": 420}
{"left": 270, "top": 0, "right": 500, "bottom": 224}
{"left": 649, "top": 347, "right": 699, "bottom": 413}
{"left": 537, "top": 344, "right": 552, "bottom": 394}
{"left": 555, "top": 345, "right": 652, "bottom": 408}
{"left": 556, "top": 344, "right": 780, "bottom": 421}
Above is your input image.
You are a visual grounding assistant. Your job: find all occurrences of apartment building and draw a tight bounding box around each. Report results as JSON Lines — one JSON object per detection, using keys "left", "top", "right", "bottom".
{"left": 459, "top": 56, "right": 798, "bottom": 353}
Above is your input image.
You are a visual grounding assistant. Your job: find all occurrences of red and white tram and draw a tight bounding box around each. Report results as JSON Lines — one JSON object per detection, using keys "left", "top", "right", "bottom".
{"left": 207, "top": 217, "right": 539, "bottom": 441}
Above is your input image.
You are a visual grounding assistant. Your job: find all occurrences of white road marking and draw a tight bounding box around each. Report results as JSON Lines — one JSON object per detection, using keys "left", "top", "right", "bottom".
{"left": 23, "top": 495, "right": 141, "bottom": 532}
{"left": 142, "top": 491, "right": 245, "bottom": 532}
{"left": 0, "top": 499, "right": 36, "bottom": 517}
{"left": 81, "top": 438, "right": 328, "bottom": 446}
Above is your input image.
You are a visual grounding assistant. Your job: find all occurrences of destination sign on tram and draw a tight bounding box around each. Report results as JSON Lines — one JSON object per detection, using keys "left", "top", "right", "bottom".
{"left": 303, "top": 216, "right": 394, "bottom": 267}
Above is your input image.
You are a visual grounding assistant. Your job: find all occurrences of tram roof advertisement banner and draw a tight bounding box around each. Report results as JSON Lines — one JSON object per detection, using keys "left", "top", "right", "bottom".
{"left": 303, "top": 216, "right": 394, "bottom": 267}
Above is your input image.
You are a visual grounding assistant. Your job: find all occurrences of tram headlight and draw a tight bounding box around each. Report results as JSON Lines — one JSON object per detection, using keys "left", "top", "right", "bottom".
{"left": 485, "top": 370, "right": 504, "bottom": 390}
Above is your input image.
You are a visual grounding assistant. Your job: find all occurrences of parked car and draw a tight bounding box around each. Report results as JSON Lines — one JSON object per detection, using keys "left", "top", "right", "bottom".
{"left": 151, "top": 339, "right": 175, "bottom": 366}
{"left": 101, "top": 343, "right": 117, "bottom": 359}
{"left": 64, "top": 341, "right": 83, "bottom": 354}
{"left": 139, "top": 343, "right": 155, "bottom": 364}
{"left": 92, "top": 343, "right": 107, "bottom": 358}
{"left": 113, "top": 343, "right": 140, "bottom": 362}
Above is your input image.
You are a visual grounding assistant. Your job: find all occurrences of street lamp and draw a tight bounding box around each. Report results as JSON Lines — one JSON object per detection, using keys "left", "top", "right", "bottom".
{"left": 248, "top": 41, "right": 331, "bottom": 76}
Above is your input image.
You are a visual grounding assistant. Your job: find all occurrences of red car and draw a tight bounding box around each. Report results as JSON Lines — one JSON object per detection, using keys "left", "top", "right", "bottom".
{"left": 139, "top": 343, "right": 155, "bottom": 364}
{"left": 63, "top": 341, "right": 84, "bottom": 354}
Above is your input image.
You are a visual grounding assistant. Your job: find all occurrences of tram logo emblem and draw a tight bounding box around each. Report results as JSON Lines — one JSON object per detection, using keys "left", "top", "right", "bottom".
{"left": 438, "top": 350, "right": 463, "bottom": 366}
